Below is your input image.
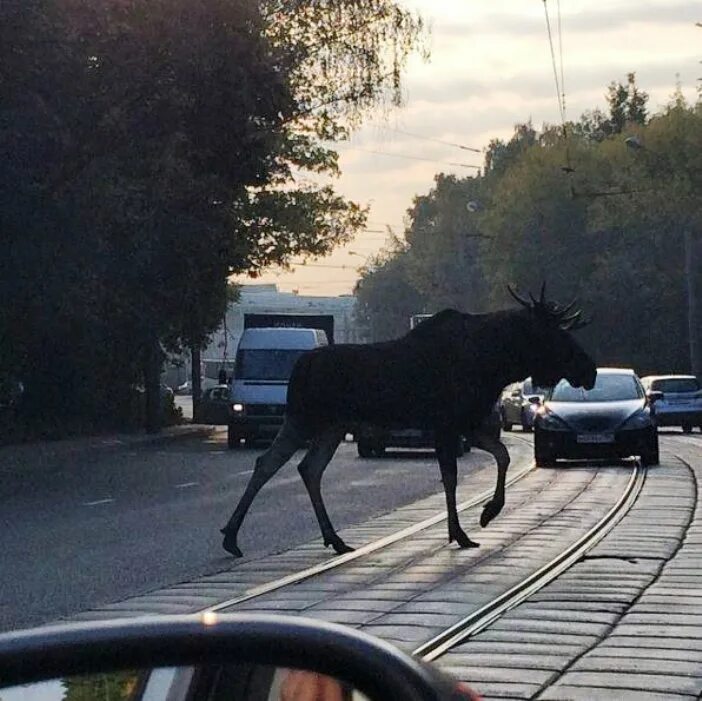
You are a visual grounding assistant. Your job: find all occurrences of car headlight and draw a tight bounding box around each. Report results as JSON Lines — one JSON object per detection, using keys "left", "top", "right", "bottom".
{"left": 620, "top": 409, "right": 653, "bottom": 430}
{"left": 536, "top": 409, "right": 570, "bottom": 431}
{"left": 232, "top": 403, "right": 244, "bottom": 413}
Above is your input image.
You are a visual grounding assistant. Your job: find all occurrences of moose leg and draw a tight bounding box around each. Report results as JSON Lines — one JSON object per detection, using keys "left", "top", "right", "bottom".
{"left": 436, "top": 431, "right": 479, "bottom": 549}
{"left": 220, "top": 418, "right": 303, "bottom": 557}
{"left": 297, "top": 427, "right": 351, "bottom": 554}
{"left": 472, "top": 429, "right": 510, "bottom": 528}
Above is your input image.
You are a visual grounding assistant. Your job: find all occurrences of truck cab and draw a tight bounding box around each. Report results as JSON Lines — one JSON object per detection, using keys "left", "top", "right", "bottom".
{"left": 228, "top": 327, "right": 328, "bottom": 448}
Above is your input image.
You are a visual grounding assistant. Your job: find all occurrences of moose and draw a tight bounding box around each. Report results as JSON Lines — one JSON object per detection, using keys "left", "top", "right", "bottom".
{"left": 221, "top": 285, "right": 596, "bottom": 558}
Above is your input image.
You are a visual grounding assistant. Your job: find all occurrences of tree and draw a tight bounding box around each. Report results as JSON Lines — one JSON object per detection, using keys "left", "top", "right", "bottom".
{"left": 354, "top": 77, "right": 698, "bottom": 378}
{"left": 404, "top": 174, "right": 490, "bottom": 312}
{"left": 0, "top": 0, "right": 426, "bottom": 436}
{"left": 354, "top": 244, "right": 426, "bottom": 342}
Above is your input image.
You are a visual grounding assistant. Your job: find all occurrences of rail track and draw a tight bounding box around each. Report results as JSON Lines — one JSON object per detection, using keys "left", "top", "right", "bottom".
{"left": 197, "top": 457, "right": 645, "bottom": 669}
{"left": 205, "top": 458, "right": 537, "bottom": 613}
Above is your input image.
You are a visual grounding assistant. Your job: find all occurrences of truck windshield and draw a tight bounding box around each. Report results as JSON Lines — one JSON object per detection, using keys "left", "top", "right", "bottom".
{"left": 235, "top": 350, "right": 306, "bottom": 381}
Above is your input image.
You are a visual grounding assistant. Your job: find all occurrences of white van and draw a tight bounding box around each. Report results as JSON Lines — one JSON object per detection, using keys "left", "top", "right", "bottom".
{"left": 227, "top": 327, "right": 328, "bottom": 448}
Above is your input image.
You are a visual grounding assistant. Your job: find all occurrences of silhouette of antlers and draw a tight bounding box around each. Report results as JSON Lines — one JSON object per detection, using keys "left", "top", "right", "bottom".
{"left": 507, "top": 283, "right": 591, "bottom": 331}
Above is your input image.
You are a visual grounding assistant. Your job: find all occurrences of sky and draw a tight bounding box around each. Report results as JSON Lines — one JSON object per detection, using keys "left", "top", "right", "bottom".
{"left": 236, "top": 0, "right": 700, "bottom": 297}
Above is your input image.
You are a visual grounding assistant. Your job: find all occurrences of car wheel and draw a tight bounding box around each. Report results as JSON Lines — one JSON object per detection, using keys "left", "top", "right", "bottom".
{"left": 682, "top": 422, "right": 693, "bottom": 434}
{"left": 227, "top": 425, "right": 242, "bottom": 449}
{"left": 456, "top": 438, "right": 465, "bottom": 458}
{"left": 534, "top": 432, "right": 556, "bottom": 467}
{"left": 641, "top": 439, "right": 660, "bottom": 466}
{"left": 501, "top": 411, "right": 513, "bottom": 432}
{"left": 357, "top": 438, "right": 374, "bottom": 458}
{"left": 372, "top": 442, "right": 386, "bottom": 458}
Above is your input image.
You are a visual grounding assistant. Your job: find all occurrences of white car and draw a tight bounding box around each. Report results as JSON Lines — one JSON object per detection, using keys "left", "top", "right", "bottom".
{"left": 640, "top": 375, "right": 702, "bottom": 433}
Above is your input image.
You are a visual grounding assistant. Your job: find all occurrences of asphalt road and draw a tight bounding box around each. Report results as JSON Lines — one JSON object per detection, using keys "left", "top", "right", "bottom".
{"left": 0, "top": 430, "right": 496, "bottom": 632}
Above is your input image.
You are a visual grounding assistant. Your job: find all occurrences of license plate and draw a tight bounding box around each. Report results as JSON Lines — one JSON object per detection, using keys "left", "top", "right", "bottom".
{"left": 577, "top": 433, "right": 615, "bottom": 444}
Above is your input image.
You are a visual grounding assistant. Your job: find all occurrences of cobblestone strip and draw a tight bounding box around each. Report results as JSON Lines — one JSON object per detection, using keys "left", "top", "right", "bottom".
{"left": 223, "top": 467, "right": 630, "bottom": 654}
{"left": 434, "top": 447, "right": 697, "bottom": 700}
{"left": 70, "top": 439, "right": 533, "bottom": 620}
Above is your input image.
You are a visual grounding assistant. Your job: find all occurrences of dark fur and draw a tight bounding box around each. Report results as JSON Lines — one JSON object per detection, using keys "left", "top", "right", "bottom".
{"left": 221, "top": 300, "right": 596, "bottom": 557}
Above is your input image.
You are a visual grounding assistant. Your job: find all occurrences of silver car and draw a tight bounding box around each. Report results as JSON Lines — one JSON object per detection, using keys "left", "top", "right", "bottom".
{"left": 640, "top": 375, "right": 702, "bottom": 433}
{"left": 499, "top": 377, "right": 548, "bottom": 432}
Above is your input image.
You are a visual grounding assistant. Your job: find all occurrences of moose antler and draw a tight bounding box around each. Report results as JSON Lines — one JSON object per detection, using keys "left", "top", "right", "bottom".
{"left": 507, "top": 284, "right": 531, "bottom": 309}
{"left": 563, "top": 314, "right": 592, "bottom": 331}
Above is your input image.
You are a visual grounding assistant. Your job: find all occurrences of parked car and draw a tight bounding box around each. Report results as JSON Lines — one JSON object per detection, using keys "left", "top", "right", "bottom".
{"left": 356, "top": 403, "right": 501, "bottom": 458}
{"left": 200, "top": 385, "right": 231, "bottom": 425}
{"left": 499, "top": 377, "right": 548, "bottom": 431}
{"left": 228, "top": 327, "right": 329, "bottom": 448}
{"left": 640, "top": 374, "right": 702, "bottom": 433}
{"left": 533, "top": 367, "right": 660, "bottom": 467}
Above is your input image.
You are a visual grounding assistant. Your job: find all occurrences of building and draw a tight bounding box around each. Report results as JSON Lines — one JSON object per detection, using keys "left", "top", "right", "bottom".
{"left": 166, "top": 285, "right": 359, "bottom": 389}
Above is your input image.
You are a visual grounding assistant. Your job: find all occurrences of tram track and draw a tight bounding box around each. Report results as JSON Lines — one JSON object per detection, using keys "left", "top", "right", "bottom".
{"left": 196, "top": 460, "right": 644, "bottom": 672}
{"left": 414, "top": 463, "right": 645, "bottom": 661}
{"left": 204, "top": 457, "right": 538, "bottom": 614}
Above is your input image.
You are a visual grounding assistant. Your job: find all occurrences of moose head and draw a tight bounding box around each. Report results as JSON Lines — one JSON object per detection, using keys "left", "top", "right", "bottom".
{"left": 509, "top": 283, "right": 596, "bottom": 391}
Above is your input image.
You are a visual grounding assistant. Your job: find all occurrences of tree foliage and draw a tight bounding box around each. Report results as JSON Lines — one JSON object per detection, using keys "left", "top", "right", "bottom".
{"left": 0, "top": 0, "right": 425, "bottom": 437}
{"left": 355, "top": 75, "right": 702, "bottom": 377}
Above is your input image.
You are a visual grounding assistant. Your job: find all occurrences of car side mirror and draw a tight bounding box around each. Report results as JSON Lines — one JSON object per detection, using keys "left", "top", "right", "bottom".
{"left": 0, "top": 615, "right": 480, "bottom": 701}
{"left": 647, "top": 390, "right": 664, "bottom": 403}
{"left": 528, "top": 396, "right": 541, "bottom": 405}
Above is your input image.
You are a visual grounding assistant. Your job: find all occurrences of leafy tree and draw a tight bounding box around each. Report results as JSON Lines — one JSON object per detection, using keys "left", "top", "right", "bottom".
{"left": 404, "top": 174, "right": 490, "bottom": 312}
{"left": 0, "top": 0, "right": 426, "bottom": 436}
{"left": 354, "top": 244, "right": 426, "bottom": 341}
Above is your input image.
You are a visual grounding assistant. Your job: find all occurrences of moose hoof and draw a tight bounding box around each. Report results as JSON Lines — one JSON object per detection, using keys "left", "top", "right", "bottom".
{"left": 221, "top": 529, "right": 243, "bottom": 558}
{"left": 449, "top": 530, "right": 480, "bottom": 549}
{"left": 480, "top": 499, "right": 504, "bottom": 528}
{"left": 325, "top": 537, "right": 355, "bottom": 555}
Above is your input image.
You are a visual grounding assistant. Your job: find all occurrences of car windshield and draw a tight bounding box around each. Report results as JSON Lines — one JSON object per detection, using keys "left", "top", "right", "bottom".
{"left": 523, "top": 380, "right": 548, "bottom": 396}
{"left": 651, "top": 378, "right": 700, "bottom": 393}
{"left": 5, "top": 3, "right": 701, "bottom": 697}
{"left": 235, "top": 350, "right": 306, "bottom": 382}
{"left": 550, "top": 374, "right": 643, "bottom": 402}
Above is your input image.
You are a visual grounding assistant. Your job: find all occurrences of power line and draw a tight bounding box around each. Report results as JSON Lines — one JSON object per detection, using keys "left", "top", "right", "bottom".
{"left": 342, "top": 146, "right": 481, "bottom": 169}
{"left": 556, "top": 0, "right": 566, "bottom": 120}
{"left": 542, "top": 0, "right": 565, "bottom": 125}
{"left": 372, "top": 125, "right": 482, "bottom": 153}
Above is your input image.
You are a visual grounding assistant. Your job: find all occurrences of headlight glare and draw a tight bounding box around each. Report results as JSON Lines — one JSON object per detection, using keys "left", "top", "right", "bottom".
{"left": 232, "top": 403, "right": 244, "bottom": 413}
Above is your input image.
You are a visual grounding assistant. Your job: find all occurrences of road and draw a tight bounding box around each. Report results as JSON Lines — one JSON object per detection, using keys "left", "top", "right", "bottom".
{"left": 0, "top": 430, "right": 499, "bottom": 631}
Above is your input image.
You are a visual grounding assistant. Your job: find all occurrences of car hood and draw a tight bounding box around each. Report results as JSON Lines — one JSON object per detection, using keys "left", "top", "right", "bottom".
{"left": 546, "top": 399, "right": 645, "bottom": 432}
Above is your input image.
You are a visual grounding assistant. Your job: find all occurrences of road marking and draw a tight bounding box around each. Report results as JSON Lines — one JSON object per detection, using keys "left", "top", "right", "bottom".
{"left": 83, "top": 498, "right": 114, "bottom": 506}
{"left": 175, "top": 482, "right": 199, "bottom": 489}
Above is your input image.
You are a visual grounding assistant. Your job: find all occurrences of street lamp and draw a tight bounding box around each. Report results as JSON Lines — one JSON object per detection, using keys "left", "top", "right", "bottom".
{"left": 625, "top": 137, "right": 701, "bottom": 377}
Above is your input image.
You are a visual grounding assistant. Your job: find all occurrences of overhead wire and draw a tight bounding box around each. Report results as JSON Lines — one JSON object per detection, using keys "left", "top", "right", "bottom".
{"left": 556, "top": 0, "right": 566, "bottom": 121}
{"left": 341, "top": 146, "right": 481, "bottom": 169}
{"left": 541, "top": 0, "right": 565, "bottom": 125}
{"left": 371, "top": 125, "right": 482, "bottom": 153}
{"left": 543, "top": 0, "right": 574, "bottom": 176}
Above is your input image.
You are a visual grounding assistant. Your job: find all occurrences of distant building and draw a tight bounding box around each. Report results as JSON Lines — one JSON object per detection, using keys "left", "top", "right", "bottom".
{"left": 166, "top": 284, "right": 359, "bottom": 389}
